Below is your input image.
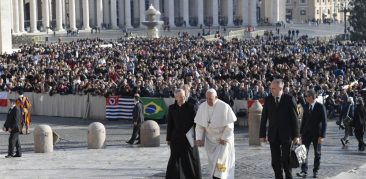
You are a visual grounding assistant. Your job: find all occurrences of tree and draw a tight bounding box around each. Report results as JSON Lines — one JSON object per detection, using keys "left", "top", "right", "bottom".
{"left": 349, "top": 0, "right": 366, "bottom": 41}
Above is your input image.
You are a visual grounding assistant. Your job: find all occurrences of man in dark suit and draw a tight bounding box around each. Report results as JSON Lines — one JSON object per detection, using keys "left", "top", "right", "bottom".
{"left": 296, "top": 90, "right": 327, "bottom": 178}
{"left": 3, "top": 98, "right": 22, "bottom": 158}
{"left": 260, "top": 79, "right": 300, "bottom": 179}
{"left": 126, "top": 93, "right": 144, "bottom": 145}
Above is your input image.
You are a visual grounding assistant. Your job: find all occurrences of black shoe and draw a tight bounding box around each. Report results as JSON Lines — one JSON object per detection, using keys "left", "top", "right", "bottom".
{"left": 135, "top": 141, "right": 140, "bottom": 145}
{"left": 296, "top": 171, "right": 307, "bottom": 178}
{"left": 125, "top": 141, "right": 133, "bottom": 145}
{"left": 13, "top": 154, "right": 21, "bottom": 157}
{"left": 313, "top": 171, "right": 318, "bottom": 178}
{"left": 359, "top": 146, "right": 365, "bottom": 151}
{"left": 5, "top": 155, "right": 13, "bottom": 158}
{"left": 341, "top": 138, "right": 346, "bottom": 146}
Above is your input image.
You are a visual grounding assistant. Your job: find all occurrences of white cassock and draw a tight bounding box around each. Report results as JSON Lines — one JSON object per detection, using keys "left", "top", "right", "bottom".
{"left": 195, "top": 99, "right": 237, "bottom": 179}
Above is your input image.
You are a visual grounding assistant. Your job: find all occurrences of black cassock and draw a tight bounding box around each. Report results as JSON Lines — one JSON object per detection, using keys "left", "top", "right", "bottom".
{"left": 166, "top": 102, "right": 202, "bottom": 179}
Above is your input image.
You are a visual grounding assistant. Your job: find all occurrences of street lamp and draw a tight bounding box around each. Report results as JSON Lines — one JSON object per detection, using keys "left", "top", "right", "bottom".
{"left": 339, "top": 2, "right": 351, "bottom": 40}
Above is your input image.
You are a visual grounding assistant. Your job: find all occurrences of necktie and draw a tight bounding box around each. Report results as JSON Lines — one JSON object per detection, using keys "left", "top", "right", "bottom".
{"left": 275, "top": 97, "right": 280, "bottom": 105}
{"left": 309, "top": 105, "right": 312, "bottom": 113}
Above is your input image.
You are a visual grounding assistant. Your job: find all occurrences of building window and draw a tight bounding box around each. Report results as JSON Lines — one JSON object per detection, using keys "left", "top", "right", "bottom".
{"left": 317, "top": 10, "right": 320, "bottom": 14}
{"left": 301, "top": 0, "right": 306, "bottom": 3}
{"left": 287, "top": 0, "right": 290, "bottom": 3}
{"left": 300, "top": 10, "right": 306, "bottom": 15}
{"left": 317, "top": 0, "right": 320, "bottom": 3}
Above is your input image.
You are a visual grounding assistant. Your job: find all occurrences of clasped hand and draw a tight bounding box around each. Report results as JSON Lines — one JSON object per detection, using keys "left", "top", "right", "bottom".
{"left": 194, "top": 140, "right": 204, "bottom": 147}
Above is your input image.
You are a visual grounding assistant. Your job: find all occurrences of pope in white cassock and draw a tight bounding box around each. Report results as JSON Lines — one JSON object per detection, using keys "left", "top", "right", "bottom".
{"left": 194, "top": 89, "right": 237, "bottom": 179}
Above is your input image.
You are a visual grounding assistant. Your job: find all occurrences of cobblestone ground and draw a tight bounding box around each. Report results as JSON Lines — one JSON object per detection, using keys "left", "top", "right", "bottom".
{"left": 1, "top": 115, "right": 365, "bottom": 179}
{"left": 151, "top": 119, "right": 366, "bottom": 179}
{"left": 232, "top": 123, "right": 366, "bottom": 179}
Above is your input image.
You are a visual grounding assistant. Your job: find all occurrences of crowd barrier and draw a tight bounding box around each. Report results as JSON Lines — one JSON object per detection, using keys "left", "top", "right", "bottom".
{"left": 0, "top": 92, "right": 250, "bottom": 121}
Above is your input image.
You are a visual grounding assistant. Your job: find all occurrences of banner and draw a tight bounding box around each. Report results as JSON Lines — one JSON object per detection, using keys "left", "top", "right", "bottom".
{"left": 141, "top": 97, "right": 167, "bottom": 120}
{"left": 0, "top": 92, "right": 7, "bottom": 107}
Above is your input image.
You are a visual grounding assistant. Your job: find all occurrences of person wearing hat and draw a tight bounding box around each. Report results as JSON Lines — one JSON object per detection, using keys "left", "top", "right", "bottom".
{"left": 194, "top": 88, "right": 237, "bottom": 179}
{"left": 126, "top": 93, "right": 144, "bottom": 145}
{"left": 16, "top": 90, "right": 32, "bottom": 135}
{"left": 3, "top": 98, "right": 22, "bottom": 158}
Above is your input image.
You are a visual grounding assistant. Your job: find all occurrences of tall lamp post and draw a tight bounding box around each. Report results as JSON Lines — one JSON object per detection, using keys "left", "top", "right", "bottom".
{"left": 340, "top": 2, "right": 350, "bottom": 40}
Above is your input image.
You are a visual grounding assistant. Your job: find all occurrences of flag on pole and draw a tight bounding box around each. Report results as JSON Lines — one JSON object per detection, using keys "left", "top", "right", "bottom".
{"left": 106, "top": 97, "right": 134, "bottom": 120}
{"left": 0, "top": 92, "right": 7, "bottom": 107}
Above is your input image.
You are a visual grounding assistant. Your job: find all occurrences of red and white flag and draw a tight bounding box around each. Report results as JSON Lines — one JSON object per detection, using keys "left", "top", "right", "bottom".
{"left": 0, "top": 92, "right": 8, "bottom": 107}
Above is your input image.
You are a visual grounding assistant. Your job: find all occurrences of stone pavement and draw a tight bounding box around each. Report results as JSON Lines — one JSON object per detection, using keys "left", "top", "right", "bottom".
{"left": 0, "top": 114, "right": 366, "bottom": 179}
{"left": 21, "top": 23, "right": 345, "bottom": 44}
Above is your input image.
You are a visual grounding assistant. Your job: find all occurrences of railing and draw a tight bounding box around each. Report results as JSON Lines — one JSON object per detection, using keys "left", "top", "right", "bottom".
{"left": 0, "top": 92, "right": 250, "bottom": 121}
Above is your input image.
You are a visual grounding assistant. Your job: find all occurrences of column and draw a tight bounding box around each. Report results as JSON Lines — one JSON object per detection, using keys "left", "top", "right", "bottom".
{"left": 212, "top": 0, "right": 219, "bottom": 26}
{"left": 18, "top": 0, "right": 25, "bottom": 33}
{"left": 42, "top": 0, "right": 51, "bottom": 32}
{"left": 272, "top": 0, "right": 279, "bottom": 23}
{"left": 0, "top": 0, "right": 12, "bottom": 53}
{"left": 55, "top": 0, "right": 64, "bottom": 31}
{"left": 139, "top": 0, "right": 145, "bottom": 27}
{"left": 13, "top": 0, "right": 20, "bottom": 33}
{"left": 82, "top": 0, "right": 91, "bottom": 30}
{"left": 118, "top": 0, "right": 124, "bottom": 27}
{"left": 124, "top": 0, "right": 132, "bottom": 28}
{"left": 69, "top": 0, "right": 77, "bottom": 30}
{"left": 227, "top": 0, "right": 234, "bottom": 26}
{"left": 111, "top": 0, "right": 118, "bottom": 29}
{"left": 96, "top": 0, "right": 103, "bottom": 28}
{"left": 242, "top": 0, "right": 249, "bottom": 26}
{"left": 103, "top": 0, "right": 110, "bottom": 27}
{"left": 197, "top": 0, "right": 204, "bottom": 26}
{"left": 249, "top": 0, "right": 257, "bottom": 26}
{"left": 183, "top": 0, "right": 190, "bottom": 27}
{"left": 30, "top": 0, "right": 39, "bottom": 33}
{"left": 168, "top": 0, "right": 175, "bottom": 27}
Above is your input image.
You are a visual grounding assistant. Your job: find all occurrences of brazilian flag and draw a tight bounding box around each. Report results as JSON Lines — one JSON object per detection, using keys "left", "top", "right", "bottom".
{"left": 141, "top": 97, "right": 167, "bottom": 120}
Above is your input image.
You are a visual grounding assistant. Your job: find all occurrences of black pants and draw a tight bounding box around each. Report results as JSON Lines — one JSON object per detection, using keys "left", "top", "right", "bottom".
{"left": 354, "top": 126, "right": 365, "bottom": 148}
{"left": 8, "top": 132, "right": 21, "bottom": 156}
{"left": 128, "top": 124, "right": 141, "bottom": 143}
{"left": 301, "top": 136, "right": 321, "bottom": 173}
{"left": 270, "top": 141, "right": 292, "bottom": 179}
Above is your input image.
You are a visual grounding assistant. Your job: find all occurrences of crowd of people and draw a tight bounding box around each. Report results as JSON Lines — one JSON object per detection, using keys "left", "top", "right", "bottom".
{"left": 1, "top": 33, "right": 366, "bottom": 178}
{"left": 0, "top": 35, "right": 365, "bottom": 109}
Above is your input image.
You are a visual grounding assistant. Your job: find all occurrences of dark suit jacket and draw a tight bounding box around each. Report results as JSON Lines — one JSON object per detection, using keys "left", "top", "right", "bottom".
{"left": 260, "top": 93, "right": 300, "bottom": 143}
{"left": 4, "top": 106, "right": 20, "bottom": 133}
{"left": 132, "top": 101, "right": 144, "bottom": 125}
{"left": 300, "top": 102, "right": 327, "bottom": 139}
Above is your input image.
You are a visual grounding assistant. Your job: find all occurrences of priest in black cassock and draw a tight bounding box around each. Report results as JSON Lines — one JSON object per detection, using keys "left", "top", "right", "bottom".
{"left": 166, "top": 89, "right": 202, "bottom": 179}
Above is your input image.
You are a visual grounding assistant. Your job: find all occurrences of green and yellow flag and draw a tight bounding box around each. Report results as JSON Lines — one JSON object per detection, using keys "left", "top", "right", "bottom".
{"left": 141, "top": 98, "right": 167, "bottom": 120}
